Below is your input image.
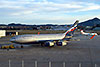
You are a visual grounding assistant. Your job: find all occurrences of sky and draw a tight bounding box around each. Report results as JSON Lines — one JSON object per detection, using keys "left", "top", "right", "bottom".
{"left": 0, "top": 0, "right": 100, "bottom": 25}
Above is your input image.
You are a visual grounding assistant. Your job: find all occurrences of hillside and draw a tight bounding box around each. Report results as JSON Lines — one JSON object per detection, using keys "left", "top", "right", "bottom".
{"left": 79, "top": 17, "right": 100, "bottom": 26}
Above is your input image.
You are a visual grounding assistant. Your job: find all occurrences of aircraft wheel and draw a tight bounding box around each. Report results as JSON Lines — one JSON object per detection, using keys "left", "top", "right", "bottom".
{"left": 41, "top": 43, "right": 44, "bottom": 47}
{"left": 0, "top": 46, "right": 2, "bottom": 49}
{"left": 49, "top": 46, "right": 54, "bottom": 47}
{"left": 21, "top": 45, "right": 24, "bottom": 48}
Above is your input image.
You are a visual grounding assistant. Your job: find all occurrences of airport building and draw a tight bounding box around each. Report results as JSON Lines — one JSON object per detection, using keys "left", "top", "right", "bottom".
{"left": 0, "top": 30, "right": 6, "bottom": 37}
{"left": 0, "top": 30, "right": 18, "bottom": 37}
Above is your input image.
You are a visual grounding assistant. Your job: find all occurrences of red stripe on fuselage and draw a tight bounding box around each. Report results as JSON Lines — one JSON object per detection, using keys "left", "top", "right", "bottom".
{"left": 63, "top": 27, "right": 77, "bottom": 39}
{"left": 71, "top": 27, "right": 76, "bottom": 31}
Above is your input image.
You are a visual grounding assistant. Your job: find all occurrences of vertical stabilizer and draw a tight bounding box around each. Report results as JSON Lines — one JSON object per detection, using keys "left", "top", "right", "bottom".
{"left": 63, "top": 20, "right": 79, "bottom": 38}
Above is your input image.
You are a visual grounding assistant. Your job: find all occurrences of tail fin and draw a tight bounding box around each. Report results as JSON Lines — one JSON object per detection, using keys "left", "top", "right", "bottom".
{"left": 63, "top": 20, "right": 79, "bottom": 38}
{"left": 90, "top": 34, "right": 95, "bottom": 39}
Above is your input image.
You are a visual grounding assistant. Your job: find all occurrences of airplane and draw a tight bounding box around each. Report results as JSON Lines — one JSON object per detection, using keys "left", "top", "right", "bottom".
{"left": 10, "top": 20, "right": 79, "bottom": 47}
{"left": 80, "top": 30, "right": 98, "bottom": 39}
{"left": 80, "top": 30, "right": 98, "bottom": 36}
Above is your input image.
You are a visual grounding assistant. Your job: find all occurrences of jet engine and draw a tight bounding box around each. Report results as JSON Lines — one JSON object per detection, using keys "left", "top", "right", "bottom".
{"left": 44, "top": 41, "right": 55, "bottom": 47}
{"left": 56, "top": 41, "right": 68, "bottom": 46}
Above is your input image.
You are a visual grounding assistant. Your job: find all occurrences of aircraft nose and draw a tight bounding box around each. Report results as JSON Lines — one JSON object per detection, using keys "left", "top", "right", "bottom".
{"left": 10, "top": 37, "right": 17, "bottom": 42}
{"left": 10, "top": 39, "right": 15, "bottom": 42}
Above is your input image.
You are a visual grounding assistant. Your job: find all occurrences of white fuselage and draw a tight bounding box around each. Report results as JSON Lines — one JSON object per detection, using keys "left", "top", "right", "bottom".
{"left": 10, "top": 33, "right": 65, "bottom": 43}
{"left": 10, "top": 20, "right": 79, "bottom": 44}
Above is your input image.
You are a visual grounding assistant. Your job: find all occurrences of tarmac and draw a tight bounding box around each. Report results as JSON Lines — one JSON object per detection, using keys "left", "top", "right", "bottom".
{"left": 0, "top": 35, "right": 100, "bottom": 67}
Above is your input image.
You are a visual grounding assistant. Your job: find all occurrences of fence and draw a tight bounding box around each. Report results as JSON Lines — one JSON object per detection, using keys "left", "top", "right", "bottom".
{"left": 0, "top": 60, "right": 100, "bottom": 67}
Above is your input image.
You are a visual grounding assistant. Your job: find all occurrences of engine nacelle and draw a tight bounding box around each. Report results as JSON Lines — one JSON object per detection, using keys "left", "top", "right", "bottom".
{"left": 56, "top": 41, "right": 67, "bottom": 46}
{"left": 44, "top": 42, "right": 55, "bottom": 47}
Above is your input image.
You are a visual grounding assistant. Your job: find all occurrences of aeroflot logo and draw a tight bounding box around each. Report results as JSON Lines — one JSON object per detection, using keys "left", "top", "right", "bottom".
{"left": 71, "top": 27, "right": 77, "bottom": 31}
{"left": 68, "top": 27, "right": 77, "bottom": 33}
{"left": 64, "top": 27, "right": 77, "bottom": 37}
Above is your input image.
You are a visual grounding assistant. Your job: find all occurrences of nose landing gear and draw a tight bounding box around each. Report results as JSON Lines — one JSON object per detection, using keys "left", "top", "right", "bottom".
{"left": 21, "top": 45, "right": 24, "bottom": 48}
